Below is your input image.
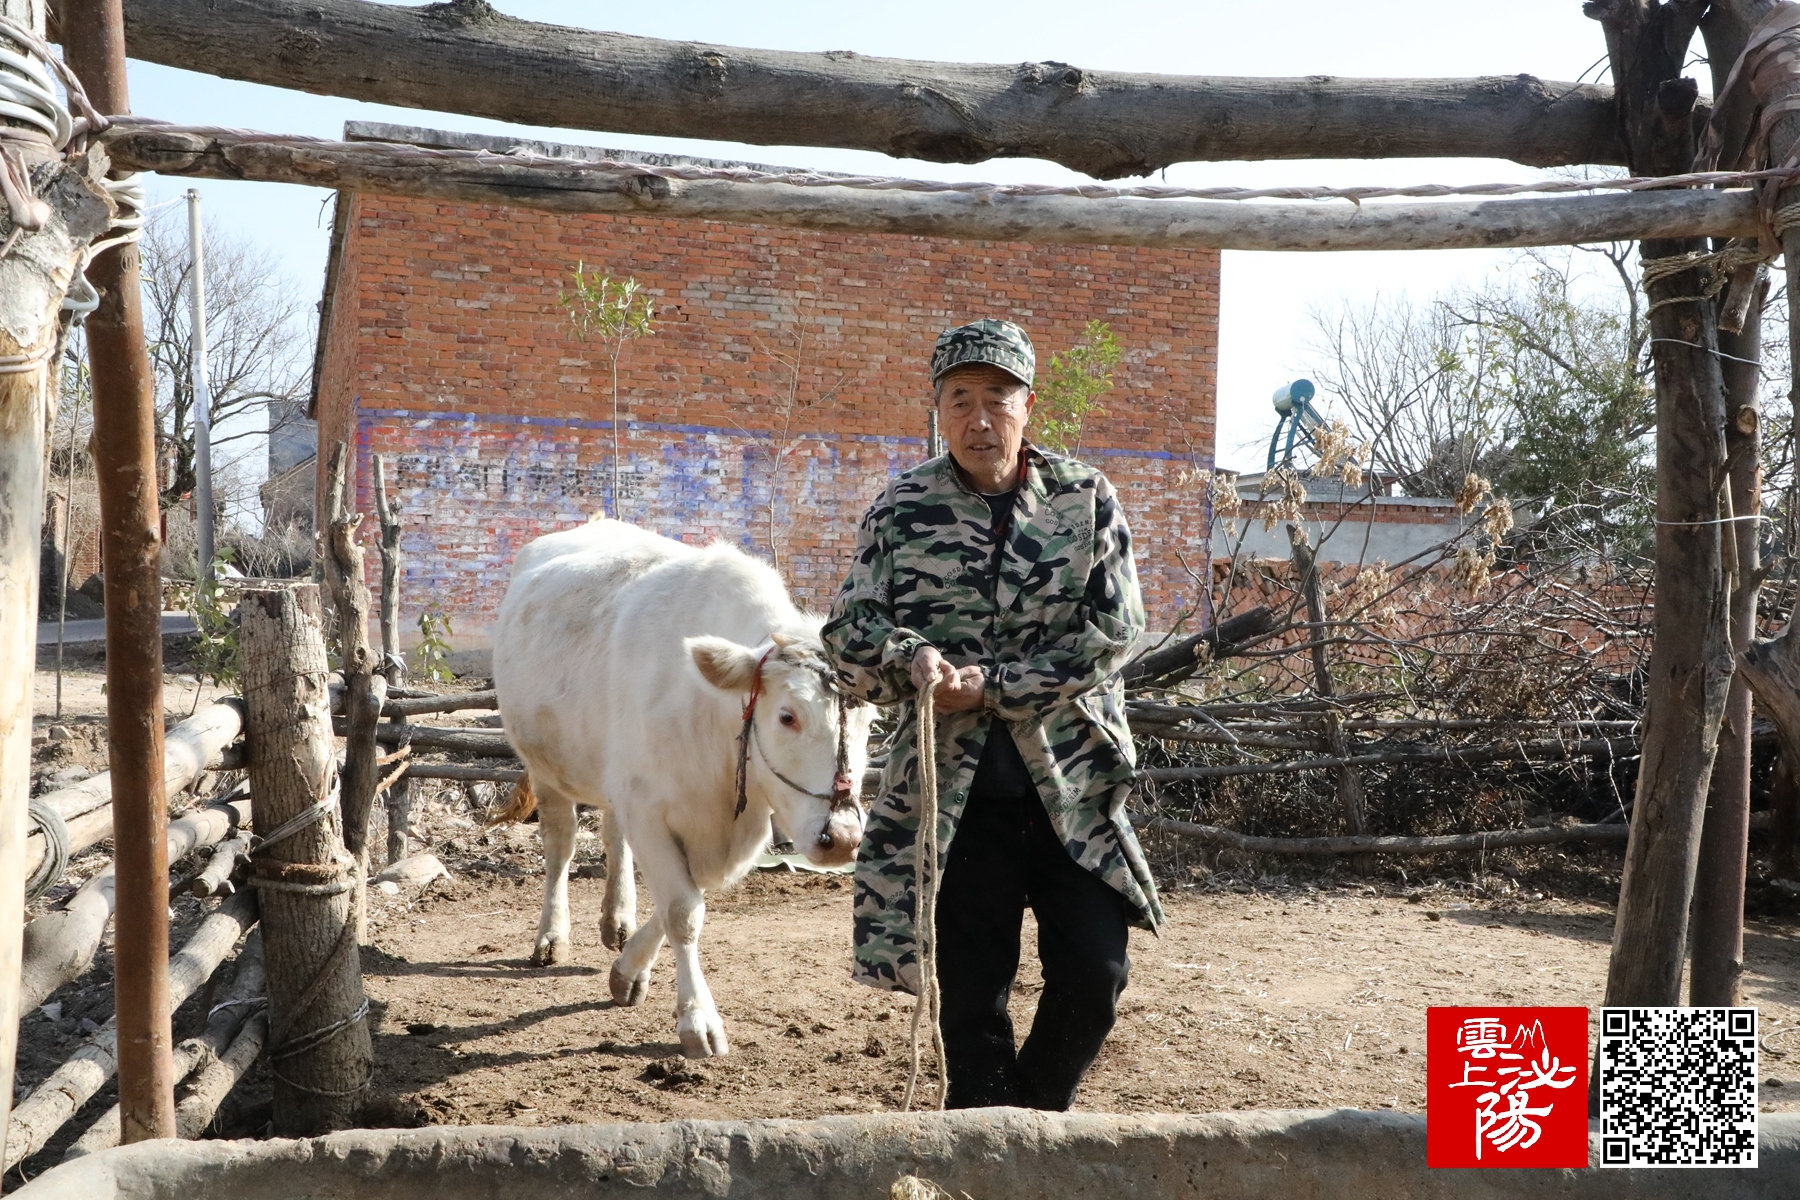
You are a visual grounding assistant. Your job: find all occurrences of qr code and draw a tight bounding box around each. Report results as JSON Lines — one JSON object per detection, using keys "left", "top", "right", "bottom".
{"left": 1598, "top": 1007, "right": 1758, "bottom": 1167}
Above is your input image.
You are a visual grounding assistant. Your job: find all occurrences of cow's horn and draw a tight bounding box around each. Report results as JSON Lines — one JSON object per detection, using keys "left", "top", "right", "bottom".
{"left": 770, "top": 631, "right": 796, "bottom": 648}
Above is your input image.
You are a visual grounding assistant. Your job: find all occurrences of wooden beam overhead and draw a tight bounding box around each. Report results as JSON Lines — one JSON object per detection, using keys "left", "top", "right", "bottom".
{"left": 103, "top": 0, "right": 1632, "bottom": 178}
{"left": 102, "top": 123, "right": 1760, "bottom": 253}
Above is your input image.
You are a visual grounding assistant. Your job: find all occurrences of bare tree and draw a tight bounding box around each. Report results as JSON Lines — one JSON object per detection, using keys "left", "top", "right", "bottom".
{"left": 1308, "top": 249, "right": 1662, "bottom": 559}
{"left": 137, "top": 207, "right": 315, "bottom": 513}
{"left": 1307, "top": 292, "right": 1510, "bottom": 497}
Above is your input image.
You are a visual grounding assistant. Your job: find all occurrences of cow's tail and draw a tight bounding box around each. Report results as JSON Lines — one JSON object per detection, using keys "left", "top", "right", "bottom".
{"left": 486, "top": 773, "right": 538, "bottom": 826}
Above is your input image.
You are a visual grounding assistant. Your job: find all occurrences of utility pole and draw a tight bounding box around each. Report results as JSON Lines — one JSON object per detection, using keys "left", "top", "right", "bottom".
{"left": 187, "top": 189, "right": 213, "bottom": 579}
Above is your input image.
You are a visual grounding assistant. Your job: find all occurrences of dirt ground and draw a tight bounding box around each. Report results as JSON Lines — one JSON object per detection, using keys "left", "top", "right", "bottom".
{"left": 11, "top": 652, "right": 1800, "bottom": 1190}
{"left": 348, "top": 805, "right": 1800, "bottom": 1126}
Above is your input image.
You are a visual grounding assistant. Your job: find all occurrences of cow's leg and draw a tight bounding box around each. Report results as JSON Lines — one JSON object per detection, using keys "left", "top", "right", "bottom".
{"left": 609, "top": 909, "right": 665, "bottom": 1008}
{"left": 630, "top": 833, "right": 727, "bottom": 1058}
{"left": 667, "top": 888, "right": 727, "bottom": 1058}
{"left": 531, "top": 781, "right": 580, "bottom": 966}
{"left": 598, "top": 803, "right": 636, "bottom": 952}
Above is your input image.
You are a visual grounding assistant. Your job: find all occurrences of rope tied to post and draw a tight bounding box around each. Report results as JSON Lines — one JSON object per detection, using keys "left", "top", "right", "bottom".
{"left": 902, "top": 685, "right": 948, "bottom": 1112}
{"left": 0, "top": 14, "right": 143, "bottom": 325}
{"left": 1695, "top": 4, "right": 1800, "bottom": 253}
{"left": 1638, "top": 242, "right": 1771, "bottom": 316}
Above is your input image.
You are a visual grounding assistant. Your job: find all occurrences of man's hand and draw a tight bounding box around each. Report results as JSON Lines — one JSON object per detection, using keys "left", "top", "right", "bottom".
{"left": 910, "top": 646, "right": 986, "bottom": 712}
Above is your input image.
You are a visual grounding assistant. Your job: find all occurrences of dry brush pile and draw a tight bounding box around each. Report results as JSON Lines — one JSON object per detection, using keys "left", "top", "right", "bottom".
{"left": 1122, "top": 465, "right": 1676, "bottom": 875}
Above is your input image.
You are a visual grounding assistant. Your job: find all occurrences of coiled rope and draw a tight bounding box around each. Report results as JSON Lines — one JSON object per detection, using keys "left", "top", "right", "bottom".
{"left": 0, "top": 15, "right": 142, "bottom": 326}
{"left": 902, "top": 686, "right": 948, "bottom": 1112}
{"left": 25, "top": 796, "right": 70, "bottom": 901}
{"left": 1638, "top": 242, "right": 1772, "bottom": 316}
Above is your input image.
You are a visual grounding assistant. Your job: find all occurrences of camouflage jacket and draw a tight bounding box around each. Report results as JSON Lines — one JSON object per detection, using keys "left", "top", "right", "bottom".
{"left": 823, "top": 445, "right": 1164, "bottom": 995}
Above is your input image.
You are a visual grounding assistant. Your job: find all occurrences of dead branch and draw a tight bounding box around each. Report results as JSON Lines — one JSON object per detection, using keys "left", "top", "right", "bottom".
{"left": 1135, "top": 736, "right": 1638, "bottom": 782}
{"left": 1121, "top": 606, "right": 1276, "bottom": 687}
{"left": 1141, "top": 815, "right": 1630, "bottom": 855}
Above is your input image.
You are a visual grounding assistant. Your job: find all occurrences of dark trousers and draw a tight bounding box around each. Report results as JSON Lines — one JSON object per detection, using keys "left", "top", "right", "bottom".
{"left": 934, "top": 724, "right": 1132, "bottom": 1111}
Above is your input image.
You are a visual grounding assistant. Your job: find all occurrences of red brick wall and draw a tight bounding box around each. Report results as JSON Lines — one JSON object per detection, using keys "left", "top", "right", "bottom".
{"left": 314, "top": 193, "right": 1220, "bottom": 641}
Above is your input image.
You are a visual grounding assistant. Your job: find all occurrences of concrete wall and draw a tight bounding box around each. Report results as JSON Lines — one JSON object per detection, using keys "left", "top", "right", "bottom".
{"left": 22, "top": 1109, "right": 1798, "bottom": 1199}
{"left": 1227, "top": 498, "right": 1468, "bottom": 566}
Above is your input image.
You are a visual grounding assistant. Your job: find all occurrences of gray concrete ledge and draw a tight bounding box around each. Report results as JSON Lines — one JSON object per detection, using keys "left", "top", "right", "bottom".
{"left": 17, "top": 1108, "right": 1799, "bottom": 1199}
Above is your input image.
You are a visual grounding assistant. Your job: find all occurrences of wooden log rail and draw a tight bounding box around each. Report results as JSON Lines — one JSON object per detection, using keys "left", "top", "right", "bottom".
{"left": 97, "top": 122, "right": 1764, "bottom": 253}
{"left": 21, "top": 794, "right": 253, "bottom": 1015}
{"left": 63, "top": 932, "right": 266, "bottom": 1159}
{"left": 104, "top": 0, "right": 1632, "bottom": 175}
{"left": 1134, "top": 735, "right": 1638, "bottom": 782}
{"left": 336, "top": 720, "right": 513, "bottom": 758}
{"left": 24, "top": 701, "right": 245, "bottom": 885}
{"left": 1141, "top": 811, "right": 1773, "bottom": 857}
{"left": 3, "top": 890, "right": 258, "bottom": 1171}
{"left": 384, "top": 689, "right": 496, "bottom": 718}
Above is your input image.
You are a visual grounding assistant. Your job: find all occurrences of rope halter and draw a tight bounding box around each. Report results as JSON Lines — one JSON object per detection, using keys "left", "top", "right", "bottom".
{"left": 733, "top": 642, "right": 861, "bottom": 823}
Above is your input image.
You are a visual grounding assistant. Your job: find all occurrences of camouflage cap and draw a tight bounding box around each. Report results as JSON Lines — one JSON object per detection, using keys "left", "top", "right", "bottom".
{"left": 930, "top": 319, "right": 1035, "bottom": 387}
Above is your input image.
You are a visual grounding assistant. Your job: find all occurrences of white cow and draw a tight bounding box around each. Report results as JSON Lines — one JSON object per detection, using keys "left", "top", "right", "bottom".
{"left": 492, "top": 519, "right": 874, "bottom": 1057}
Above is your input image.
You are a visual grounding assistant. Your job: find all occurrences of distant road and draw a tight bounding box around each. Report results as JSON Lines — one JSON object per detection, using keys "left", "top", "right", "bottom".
{"left": 37, "top": 613, "right": 196, "bottom": 646}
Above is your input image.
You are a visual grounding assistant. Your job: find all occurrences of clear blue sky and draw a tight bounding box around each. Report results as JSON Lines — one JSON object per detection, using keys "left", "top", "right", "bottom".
{"left": 124, "top": 0, "right": 1623, "bottom": 474}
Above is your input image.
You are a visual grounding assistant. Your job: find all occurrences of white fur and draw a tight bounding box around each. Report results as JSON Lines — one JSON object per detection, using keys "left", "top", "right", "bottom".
{"left": 493, "top": 519, "right": 874, "bottom": 1058}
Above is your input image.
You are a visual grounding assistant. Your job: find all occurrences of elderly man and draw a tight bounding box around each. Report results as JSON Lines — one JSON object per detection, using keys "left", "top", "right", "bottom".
{"left": 823, "top": 318, "right": 1163, "bottom": 1111}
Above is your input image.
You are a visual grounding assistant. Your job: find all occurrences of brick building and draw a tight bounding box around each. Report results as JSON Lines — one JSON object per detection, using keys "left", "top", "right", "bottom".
{"left": 311, "top": 125, "right": 1221, "bottom": 647}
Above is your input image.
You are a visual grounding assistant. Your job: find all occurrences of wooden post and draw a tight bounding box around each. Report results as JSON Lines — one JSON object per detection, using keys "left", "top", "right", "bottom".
{"left": 1586, "top": 6, "right": 1734, "bottom": 1060}
{"left": 1704, "top": 1, "right": 1800, "bottom": 980}
{"left": 0, "top": 0, "right": 126, "bottom": 1146}
{"left": 241, "top": 582, "right": 370, "bottom": 1133}
{"left": 1286, "top": 525, "right": 1368, "bottom": 843}
{"left": 323, "top": 442, "right": 384, "bottom": 925}
{"left": 62, "top": 0, "right": 178, "bottom": 1145}
{"left": 372, "top": 454, "right": 401, "bottom": 677}
{"left": 1690, "top": 271, "right": 1765, "bottom": 1008}
{"left": 1772, "top": 754, "right": 1800, "bottom": 880}
{"left": 372, "top": 454, "right": 412, "bottom": 864}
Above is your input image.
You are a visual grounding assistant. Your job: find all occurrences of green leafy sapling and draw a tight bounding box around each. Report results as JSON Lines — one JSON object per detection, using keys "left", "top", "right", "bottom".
{"left": 187, "top": 550, "right": 240, "bottom": 713}
{"left": 1032, "top": 320, "right": 1122, "bottom": 455}
{"left": 412, "top": 606, "right": 455, "bottom": 684}
{"left": 560, "top": 266, "right": 656, "bottom": 514}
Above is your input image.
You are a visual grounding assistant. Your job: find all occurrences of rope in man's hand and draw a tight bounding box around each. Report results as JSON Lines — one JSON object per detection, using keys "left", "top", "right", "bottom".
{"left": 903, "top": 684, "right": 948, "bottom": 1112}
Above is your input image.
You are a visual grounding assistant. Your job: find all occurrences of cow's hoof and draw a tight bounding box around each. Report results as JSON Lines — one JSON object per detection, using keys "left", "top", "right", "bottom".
{"left": 610, "top": 962, "right": 651, "bottom": 1006}
{"left": 530, "top": 935, "right": 570, "bottom": 967}
{"left": 677, "top": 1011, "right": 729, "bottom": 1059}
{"left": 600, "top": 917, "right": 635, "bottom": 952}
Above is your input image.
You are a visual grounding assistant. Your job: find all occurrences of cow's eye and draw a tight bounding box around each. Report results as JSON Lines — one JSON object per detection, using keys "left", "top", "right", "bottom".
{"left": 779, "top": 711, "right": 798, "bottom": 728}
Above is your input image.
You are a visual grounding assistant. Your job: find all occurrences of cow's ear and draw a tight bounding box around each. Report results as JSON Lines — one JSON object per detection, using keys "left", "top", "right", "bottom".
{"left": 686, "top": 636, "right": 760, "bottom": 692}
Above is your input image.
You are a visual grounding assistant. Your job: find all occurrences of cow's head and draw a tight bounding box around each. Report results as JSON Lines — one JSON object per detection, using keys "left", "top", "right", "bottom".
{"left": 687, "top": 631, "right": 874, "bottom": 866}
